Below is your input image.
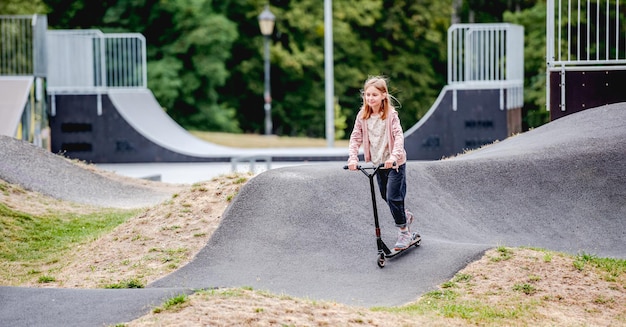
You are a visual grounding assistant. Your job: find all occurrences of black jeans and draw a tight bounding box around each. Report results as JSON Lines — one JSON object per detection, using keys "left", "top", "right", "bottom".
{"left": 376, "top": 163, "right": 407, "bottom": 227}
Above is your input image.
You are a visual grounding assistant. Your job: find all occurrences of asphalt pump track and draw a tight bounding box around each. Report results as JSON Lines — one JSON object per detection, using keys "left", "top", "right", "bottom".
{"left": 0, "top": 104, "right": 624, "bottom": 326}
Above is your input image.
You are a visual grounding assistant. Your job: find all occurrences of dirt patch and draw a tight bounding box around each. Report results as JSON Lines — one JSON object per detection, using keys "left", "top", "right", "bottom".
{"left": 454, "top": 248, "right": 626, "bottom": 326}
{"left": 16, "top": 172, "right": 247, "bottom": 289}
{"left": 123, "top": 247, "right": 625, "bottom": 327}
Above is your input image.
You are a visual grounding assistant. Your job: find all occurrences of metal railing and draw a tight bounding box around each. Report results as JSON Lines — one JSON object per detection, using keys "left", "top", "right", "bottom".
{"left": 0, "top": 15, "right": 47, "bottom": 77}
{"left": 46, "top": 29, "right": 147, "bottom": 94}
{"left": 547, "top": 0, "right": 625, "bottom": 67}
{"left": 231, "top": 155, "right": 272, "bottom": 174}
{"left": 546, "top": 0, "right": 626, "bottom": 111}
{"left": 447, "top": 23, "right": 525, "bottom": 110}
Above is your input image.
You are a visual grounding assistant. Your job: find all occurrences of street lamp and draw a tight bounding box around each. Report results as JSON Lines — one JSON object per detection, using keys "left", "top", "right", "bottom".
{"left": 258, "top": 5, "right": 275, "bottom": 136}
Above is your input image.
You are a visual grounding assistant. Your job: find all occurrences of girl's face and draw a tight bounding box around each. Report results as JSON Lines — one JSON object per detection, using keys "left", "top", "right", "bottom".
{"left": 364, "top": 85, "right": 386, "bottom": 111}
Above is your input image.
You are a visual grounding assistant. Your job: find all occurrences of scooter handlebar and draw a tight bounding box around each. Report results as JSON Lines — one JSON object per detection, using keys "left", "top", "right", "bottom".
{"left": 343, "top": 163, "right": 387, "bottom": 170}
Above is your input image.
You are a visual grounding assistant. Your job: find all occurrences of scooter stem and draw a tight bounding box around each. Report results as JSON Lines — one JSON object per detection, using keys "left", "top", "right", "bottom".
{"left": 365, "top": 166, "right": 391, "bottom": 255}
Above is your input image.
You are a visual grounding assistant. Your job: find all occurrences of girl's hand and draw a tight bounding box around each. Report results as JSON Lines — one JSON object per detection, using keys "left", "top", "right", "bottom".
{"left": 383, "top": 159, "right": 395, "bottom": 169}
{"left": 348, "top": 161, "right": 358, "bottom": 170}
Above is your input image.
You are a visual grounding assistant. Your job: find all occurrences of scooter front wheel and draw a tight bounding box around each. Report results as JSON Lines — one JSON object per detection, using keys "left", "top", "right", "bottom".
{"left": 377, "top": 253, "right": 386, "bottom": 268}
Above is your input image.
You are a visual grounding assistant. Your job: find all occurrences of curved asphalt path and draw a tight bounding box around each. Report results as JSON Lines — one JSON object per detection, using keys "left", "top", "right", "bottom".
{"left": 0, "top": 104, "right": 624, "bottom": 326}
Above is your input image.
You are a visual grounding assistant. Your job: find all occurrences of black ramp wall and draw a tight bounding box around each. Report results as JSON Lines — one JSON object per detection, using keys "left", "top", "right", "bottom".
{"left": 404, "top": 87, "right": 516, "bottom": 160}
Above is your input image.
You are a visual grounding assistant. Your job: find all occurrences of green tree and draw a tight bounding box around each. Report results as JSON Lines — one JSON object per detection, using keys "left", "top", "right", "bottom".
{"left": 334, "top": 97, "right": 347, "bottom": 140}
{"left": 45, "top": 0, "right": 241, "bottom": 132}
{"left": 0, "top": 0, "right": 48, "bottom": 15}
{"left": 103, "top": 0, "right": 240, "bottom": 132}
{"left": 459, "top": 0, "right": 537, "bottom": 23}
{"left": 271, "top": 0, "right": 385, "bottom": 137}
{"left": 43, "top": 0, "right": 113, "bottom": 29}
{"left": 222, "top": 0, "right": 451, "bottom": 138}
{"left": 368, "top": 0, "right": 451, "bottom": 128}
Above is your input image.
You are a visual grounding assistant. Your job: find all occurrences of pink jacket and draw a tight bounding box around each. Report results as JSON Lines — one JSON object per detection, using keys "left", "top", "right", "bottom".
{"left": 347, "top": 108, "right": 407, "bottom": 166}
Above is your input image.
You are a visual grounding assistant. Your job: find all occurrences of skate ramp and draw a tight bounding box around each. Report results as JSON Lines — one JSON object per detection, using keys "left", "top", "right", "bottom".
{"left": 152, "top": 104, "right": 625, "bottom": 307}
{"left": 108, "top": 89, "right": 240, "bottom": 158}
{"left": 403, "top": 86, "right": 518, "bottom": 160}
{"left": 50, "top": 89, "right": 348, "bottom": 163}
{"left": 0, "top": 76, "right": 33, "bottom": 137}
{"left": 108, "top": 88, "right": 348, "bottom": 161}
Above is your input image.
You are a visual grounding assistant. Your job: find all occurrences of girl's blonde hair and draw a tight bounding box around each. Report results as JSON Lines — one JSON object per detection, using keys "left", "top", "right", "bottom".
{"left": 360, "top": 76, "right": 395, "bottom": 120}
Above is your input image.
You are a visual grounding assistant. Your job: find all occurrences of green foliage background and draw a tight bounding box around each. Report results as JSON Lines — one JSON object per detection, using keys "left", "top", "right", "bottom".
{"left": 2, "top": 0, "right": 550, "bottom": 137}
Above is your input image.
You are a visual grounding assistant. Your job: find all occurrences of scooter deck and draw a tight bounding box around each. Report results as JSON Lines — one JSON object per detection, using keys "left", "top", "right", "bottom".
{"left": 384, "top": 233, "right": 421, "bottom": 258}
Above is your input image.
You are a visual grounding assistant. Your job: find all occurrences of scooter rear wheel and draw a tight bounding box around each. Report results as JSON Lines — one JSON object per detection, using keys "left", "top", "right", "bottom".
{"left": 413, "top": 233, "right": 421, "bottom": 246}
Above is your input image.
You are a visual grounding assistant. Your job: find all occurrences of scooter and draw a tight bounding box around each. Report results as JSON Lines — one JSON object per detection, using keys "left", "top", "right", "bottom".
{"left": 344, "top": 163, "right": 421, "bottom": 268}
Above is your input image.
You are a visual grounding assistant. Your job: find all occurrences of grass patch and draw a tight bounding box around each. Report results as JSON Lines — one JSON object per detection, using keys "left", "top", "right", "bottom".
{"left": 104, "top": 278, "right": 145, "bottom": 289}
{"left": 513, "top": 283, "right": 538, "bottom": 295}
{"left": 573, "top": 252, "right": 626, "bottom": 282}
{"left": 543, "top": 252, "right": 553, "bottom": 262}
{"left": 453, "top": 273, "right": 472, "bottom": 283}
{"left": 153, "top": 293, "right": 188, "bottom": 313}
{"left": 37, "top": 275, "right": 56, "bottom": 283}
{"left": 490, "top": 246, "right": 513, "bottom": 262}
{"left": 375, "top": 288, "right": 534, "bottom": 324}
{"left": 0, "top": 202, "right": 139, "bottom": 284}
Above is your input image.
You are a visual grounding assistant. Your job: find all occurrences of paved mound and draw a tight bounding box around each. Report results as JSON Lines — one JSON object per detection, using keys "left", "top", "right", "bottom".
{"left": 152, "top": 104, "right": 625, "bottom": 307}
{"left": 0, "top": 104, "right": 624, "bottom": 325}
{"left": 0, "top": 136, "right": 172, "bottom": 208}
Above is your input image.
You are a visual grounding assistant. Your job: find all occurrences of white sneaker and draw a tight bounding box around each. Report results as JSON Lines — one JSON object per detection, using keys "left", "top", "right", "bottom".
{"left": 394, "top": 231, "right": 412, "bottom": 251}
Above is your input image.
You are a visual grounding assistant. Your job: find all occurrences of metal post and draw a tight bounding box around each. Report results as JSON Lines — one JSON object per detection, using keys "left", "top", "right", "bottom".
{"left": 258, "top": 5, "right": 275, "bottom": 136}
{"left": 264, "top": 35, "right": 272, "bottom": 135}
{"left": 324, "top": 0, "right": 334, "bottom": 147}
{"left": 546, "top": 0, "right": 554, "bottom": 111}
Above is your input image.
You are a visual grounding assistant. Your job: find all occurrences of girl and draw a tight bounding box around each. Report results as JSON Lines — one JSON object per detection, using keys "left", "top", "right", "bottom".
{"left": 347, "top": 76, "right": 415, "bottom": 251}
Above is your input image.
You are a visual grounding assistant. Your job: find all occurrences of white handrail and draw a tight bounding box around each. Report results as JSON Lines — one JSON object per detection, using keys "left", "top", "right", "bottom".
{"left": 46, "top": 30, "right": 147, "bottom": 94}
{"left": 547, "top": 0, "right": 625, "bottom": 67}
{"left": 447, "top": 23, "right": 524, "bottom": 110}
{"left": 546, "top": 0, "right": 625, "bottom": 111}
